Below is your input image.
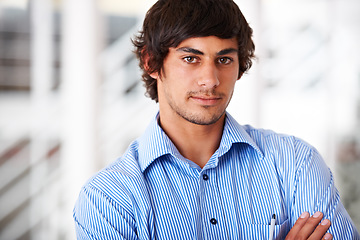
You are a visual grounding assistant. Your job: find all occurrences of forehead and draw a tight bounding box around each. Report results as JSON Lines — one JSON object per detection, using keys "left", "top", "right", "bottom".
{"left": 173, "top": 36, "right": 238, "bottom": 54}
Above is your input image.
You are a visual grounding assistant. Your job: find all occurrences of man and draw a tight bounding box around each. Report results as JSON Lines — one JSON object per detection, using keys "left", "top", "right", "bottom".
{"left": 73, "top": 0, "right": 359, "bottom": 239}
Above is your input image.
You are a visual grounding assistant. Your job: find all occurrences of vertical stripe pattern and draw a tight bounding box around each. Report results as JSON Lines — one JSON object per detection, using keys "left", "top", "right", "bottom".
{"left": 73, "top": 112, "right": 360, "bottom": 239}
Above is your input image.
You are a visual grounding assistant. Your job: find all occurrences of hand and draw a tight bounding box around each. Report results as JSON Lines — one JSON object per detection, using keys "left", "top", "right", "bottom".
{"left": 285, "top": 211, "right": 332, "bottom": 240}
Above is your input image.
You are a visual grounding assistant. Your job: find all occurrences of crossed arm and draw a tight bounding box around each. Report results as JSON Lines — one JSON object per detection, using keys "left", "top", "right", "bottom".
{"left": 286, "top": 211, "right": 332, "bottom": 240}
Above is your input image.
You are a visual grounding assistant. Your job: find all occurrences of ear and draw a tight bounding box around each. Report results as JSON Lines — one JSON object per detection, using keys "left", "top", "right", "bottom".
{"left": 142, "top": 50, "right": 159, "bottom": 79}
{"left": 149, "top": 71, "right": 159, "bottom": 80}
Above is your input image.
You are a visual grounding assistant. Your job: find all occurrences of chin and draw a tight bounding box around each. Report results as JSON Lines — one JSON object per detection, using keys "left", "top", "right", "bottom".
{"left": 182, "top": 110, "right": 225, "bottom": 126}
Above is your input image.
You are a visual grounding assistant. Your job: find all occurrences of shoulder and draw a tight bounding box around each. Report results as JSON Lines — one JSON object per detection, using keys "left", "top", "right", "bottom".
{"left": 239, "top": 125, "right": 327, "bottom": 180}
{"left": 243, "top": 125, "right": 315, "bottom": 160}
{"left": 225, "top": 114, "right": 314, "bottom": 161}
{"left": 80, "top": 140, "right": 150, "bottom": 210}
{"left": 73, "top": 141, "right": 153, "bottom": 239}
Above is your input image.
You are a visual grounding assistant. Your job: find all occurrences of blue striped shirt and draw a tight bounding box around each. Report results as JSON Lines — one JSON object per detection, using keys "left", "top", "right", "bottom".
{"left": 73, "top": 112, "right": 359, "bottom": 239}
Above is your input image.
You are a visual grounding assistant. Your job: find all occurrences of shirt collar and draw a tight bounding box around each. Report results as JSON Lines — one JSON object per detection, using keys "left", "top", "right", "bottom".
{"left": 137, "top": 113, "right": 177, "bottom": 172}
{"left": 217, "top": 113, "right": 264, "bottom": 159}
{"left": 137, "top": 112, "right": 264, "bottom": 172}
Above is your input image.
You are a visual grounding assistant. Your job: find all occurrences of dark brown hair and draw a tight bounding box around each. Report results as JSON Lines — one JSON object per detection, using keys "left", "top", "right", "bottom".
{"left": 133, "top": 0, "right": 255, "bottom": 102}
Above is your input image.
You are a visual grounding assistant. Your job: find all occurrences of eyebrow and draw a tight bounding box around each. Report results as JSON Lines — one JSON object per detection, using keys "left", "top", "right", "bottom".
{"left": 176, "top": 47, "right": 204, "bottom": 55}
{"left": 176, "top": 47, "right": 238, "bottom": 56}
{"left": 217, "top": 48, "right": 238, "bottom": 56}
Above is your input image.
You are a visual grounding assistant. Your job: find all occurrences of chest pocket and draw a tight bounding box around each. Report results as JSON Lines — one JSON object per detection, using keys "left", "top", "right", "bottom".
{"left": 239, "top": 218, "right": 289, "bottom": 239}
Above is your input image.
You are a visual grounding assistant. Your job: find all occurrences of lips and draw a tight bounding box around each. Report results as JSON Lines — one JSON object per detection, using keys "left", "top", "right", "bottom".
{"left": 190, "top": 95, "right": 222, "bottom": 105}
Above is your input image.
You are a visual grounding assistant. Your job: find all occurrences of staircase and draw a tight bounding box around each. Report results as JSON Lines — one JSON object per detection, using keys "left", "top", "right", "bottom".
{"left": 0, "top": 7, "right": 156, "bottom": 239}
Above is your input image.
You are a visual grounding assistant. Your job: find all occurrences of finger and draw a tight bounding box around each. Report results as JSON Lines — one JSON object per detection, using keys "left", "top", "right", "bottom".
{"left": 295, "top": 211, "right": 324, "bottom": 239}
{"left": 308, "top": 219, "right": 331, "bottom": 240}
{"left": 322, "top": 233, "right": 333, "bottom": 240}
{"left": 285, "top": 212, "right": 310, "bottom": 239}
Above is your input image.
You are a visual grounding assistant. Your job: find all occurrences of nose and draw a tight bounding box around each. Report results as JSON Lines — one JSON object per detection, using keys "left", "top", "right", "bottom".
{"left": 197, "top": 62, "right": 220, "bottom": 89}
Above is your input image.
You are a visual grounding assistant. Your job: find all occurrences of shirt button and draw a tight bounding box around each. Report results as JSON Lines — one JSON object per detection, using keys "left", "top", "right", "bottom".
{"left": 203, "top": 174, "right": 209, "bottom": 180}
{"left": 210, "top": 218, "right": 217, "bottom": 225}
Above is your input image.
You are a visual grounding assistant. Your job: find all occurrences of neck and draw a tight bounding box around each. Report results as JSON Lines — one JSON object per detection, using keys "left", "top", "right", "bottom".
{"left": 159, "top": 112, "right": 225, "bottom": 168}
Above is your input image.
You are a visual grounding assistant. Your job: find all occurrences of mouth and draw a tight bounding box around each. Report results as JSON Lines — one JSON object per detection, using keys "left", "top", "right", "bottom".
{"left": 190, "top": 95, "right": 222, "bottom": 106}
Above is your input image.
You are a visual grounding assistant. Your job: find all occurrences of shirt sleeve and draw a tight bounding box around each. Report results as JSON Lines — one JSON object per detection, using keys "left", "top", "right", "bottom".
{"left": 291, "top": 142, "right": 360, "bottom": 239}
{"left": 73, "top": 184, "right": 139, "bottom": 240}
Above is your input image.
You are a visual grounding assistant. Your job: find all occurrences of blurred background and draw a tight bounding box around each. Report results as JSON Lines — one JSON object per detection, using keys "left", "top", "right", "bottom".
{"left": 0, "top": 0, "right": 359, "bottom": 239}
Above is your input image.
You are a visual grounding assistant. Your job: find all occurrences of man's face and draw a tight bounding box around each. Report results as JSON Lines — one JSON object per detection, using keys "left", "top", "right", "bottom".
{"left": 153, "top": 36, "right": 241, "bottom": 126}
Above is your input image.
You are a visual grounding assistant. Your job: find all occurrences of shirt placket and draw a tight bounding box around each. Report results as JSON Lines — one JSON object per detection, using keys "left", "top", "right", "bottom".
{"left": 198, "top": 168, "right": 229, "bottom": 239}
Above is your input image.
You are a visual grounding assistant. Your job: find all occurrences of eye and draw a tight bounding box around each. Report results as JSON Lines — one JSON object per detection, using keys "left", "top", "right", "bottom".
{"left": 183, "top": 56, "right": 198, "bottom": 63}
{"left": 217, "top": 57, "right": 233, "bottom": 65}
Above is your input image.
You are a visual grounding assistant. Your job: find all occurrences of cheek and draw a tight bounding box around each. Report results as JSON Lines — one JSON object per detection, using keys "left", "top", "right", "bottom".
{"left": 219, "top": 71, "right": 238, "bottom": 85}
{"left": 175, "top": 65, "right": 195, "bottom": 78}
{"left": 168, "top": 67, "right": 196, "bottom": 87}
